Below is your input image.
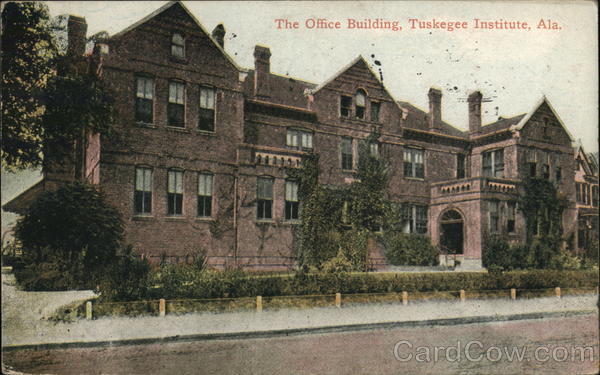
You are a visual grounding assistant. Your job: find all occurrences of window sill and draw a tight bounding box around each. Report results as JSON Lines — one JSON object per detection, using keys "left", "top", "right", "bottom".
{"left": 132, "top": 215, "right": 155, "bottom": 221}
{"left": 165, "top": 216, "right": 186, "bottom": 221}
{"left": 170, "top": 56, "right": 188, "bottom": 64}
{"left": 165, "top": 126, "right": 190, "bottom": 133}
{"left": 255, "top": 219, "right": 274, "bottom": 224}
{"left": 135, "top": 121, "right": 157, "bottom": 128}
{"left": 197, "top": 129, "right": 217, "bottom": 136}
{"left": 404, "top": 177, "right": 425, "bottom": 181}
{"left": 341, "top": 169, "right": 356, "bottom": 174}
{"left": 195, "top": 217, "right": 215, "bottom": 222}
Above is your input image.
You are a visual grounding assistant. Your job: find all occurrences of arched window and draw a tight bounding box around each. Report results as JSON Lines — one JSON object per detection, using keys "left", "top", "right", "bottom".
{"left": 171, "top": 33, "right": 185, "bottom": 58}
{"left": 355, "top": 90, "right": 366, "bottom": 119}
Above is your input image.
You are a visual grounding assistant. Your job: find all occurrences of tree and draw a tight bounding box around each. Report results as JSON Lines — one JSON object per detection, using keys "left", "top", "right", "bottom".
{"left": 1, "top": 2, "right": 57, "bottom": 170}
{"left": 15, "top": 182, "right": 124, "bottom": 271}
{"left": 350, "top": 131, "right": 391, "bottom": 231}
{"left": 1, "top": 3, "right": 114, "bottom": 171}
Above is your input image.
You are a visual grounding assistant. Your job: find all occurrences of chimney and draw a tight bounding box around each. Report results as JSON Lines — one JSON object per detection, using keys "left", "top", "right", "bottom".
{"left": 212, "top": 24, "right": 225, "bottom": 48}
{"left": 427, "top": 88, "right": 442, "bottom": 130}
{"left": 67, "top": 15, "right": 87, "bottom": 57}
{"left": 468, "top": 91, "right": 483, "bottom": 134}
{"left": 254, "top": 45, "right": 271, "bottom": 98}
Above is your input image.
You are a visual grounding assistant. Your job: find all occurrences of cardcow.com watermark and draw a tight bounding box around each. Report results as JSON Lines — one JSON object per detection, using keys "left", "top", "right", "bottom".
{"left": 393, "top": 340, "right": 596, "bottom": 363}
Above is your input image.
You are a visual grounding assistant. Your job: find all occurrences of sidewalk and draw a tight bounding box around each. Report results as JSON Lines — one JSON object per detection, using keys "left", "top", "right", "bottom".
{"left": 2, "top": 269, "right": 598, "bottom": 350}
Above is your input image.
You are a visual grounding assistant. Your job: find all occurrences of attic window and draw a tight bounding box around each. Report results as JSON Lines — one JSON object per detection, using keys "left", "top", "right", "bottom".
{"left": 340, "top": 96, "right": 352, "bottom": 118}
{"left": 355, "top": 90, "right": 366, "bottom": 120}
{"left": 171, "top": 33, "right": 185, "bottom": 58}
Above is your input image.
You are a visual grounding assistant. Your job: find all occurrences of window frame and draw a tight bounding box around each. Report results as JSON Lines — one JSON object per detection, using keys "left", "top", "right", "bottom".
{"left": 355, "top": 90, "right": 366, "bottom": 120}
{"left": 197, "top": 172, "right": 213, "bottom": 218}
{"left": 507, "top": 201, "right": 516, "bottom": 233}
{"left": 403, "top": 148, "right": 425, "bottom": 179}
{"left": 167, "top": 169, "right": 184, "bottom": 216}
{"left": 340, "top": 95, "right": 352, "bottom": 118}
{"left": 284, "top": 180, "right": 300, "bottom": 221}
{"left": 134, "top": 167, "right": 152, "bottom": 215}
{"left": 168, "top": 81, "right": 186, "bottom": 128}
{"left": 488, "top": 200, "right": 500, "bottom": 233}
{"left": 256, "top": 176, "right": 274, "bottom": 220}
{"left": 482, "top": 148, "right": 504, "bottom": 178}
{"left": 135, "top": 76, "right": 154, "bottom": 124}
{"left": 340, "top": 137, "right": 354, "bottom": 170}
{"left": 171, "top": 33, "right": 185, "bottom": 58}
{"left": 401, "top": 204, "right": 428, "bottom": 234}
{"left": 286, "top": 128, "right": 313, "bottom": 151}
{"left": 456, "top": 153, "right": 466, "bottom": 179}
{"left": 198, "top": 86, "right": 216, "bottom": 132}
{"left": 370, "top": 101, "right": 380, "bottom": 122}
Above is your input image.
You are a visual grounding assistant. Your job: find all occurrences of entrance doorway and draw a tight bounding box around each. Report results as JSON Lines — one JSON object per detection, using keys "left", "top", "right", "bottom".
{"left": 440, "top": 210, "right": 464, "bottom": 254}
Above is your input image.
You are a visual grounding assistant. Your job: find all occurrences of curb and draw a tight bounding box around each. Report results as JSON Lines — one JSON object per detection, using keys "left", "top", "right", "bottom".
{"left": 2, "top": 309, "right": 596, "bottom": 352}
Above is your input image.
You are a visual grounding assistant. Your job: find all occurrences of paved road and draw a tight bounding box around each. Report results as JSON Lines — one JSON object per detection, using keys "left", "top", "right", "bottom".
{"left": 3, "top": 313, "right": 598, "bottom": 375}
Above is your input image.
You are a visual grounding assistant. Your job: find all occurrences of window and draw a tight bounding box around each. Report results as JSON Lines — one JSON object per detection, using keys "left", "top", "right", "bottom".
{"left": 257, "top": 177, "right": 273, "bottom": 220}
{"left": 285, "top": 180, "right": 299, "bottom": 220}
{"left": 355, "top": 90, "right": 366, "bottom": 120}
{"left": 592, "top": 185, "right": 599, "bottom": 207}
{"left": 168, "top": 81, "right": 185, "bottom": 127}
{"left": 340, "top": 96, "right": 352, "bottom": 118}
{"left": 341, "top": 137, "right": 353, "bottom": 170}
{"left": 507, "top": 201, "right": 516, "bottom": 233}
{"left": 576, "top": 183, "right": 583, "bottom": 203}
{"left": 404, "top": 148, "right": 424, "bottom": 178}
{"left": 134, "top": 167, "right": 152, "bottom": 214}
{"left": 198, "top": 87, "right": 215, "bottom": 132}
{"left": 341, "top": 200, "right": 352, "bottom": 225}
{"left": 401, "top": 204, "right": 427, "bottom": 234}
{"left": 555, "top": 167, "right": 562, "bottom": 182}
{"left": 135, "top": 76, "right": 154, "bottom": 123}
{"left": 369, "top": 142, "right": 379, "bottom": 157}
{"left": 167, "top": 170, "right": 183, "bottom": 215}
{"left": 583, "top": 183, "right": 589, "bottom": 205}
{"left": 527, "top": 149, "right": 537, "bottom": 177}
{"left": 286, "top": 129, "right": 313, "bottom": 150}
{"left": 171, "top": 33, "right": 185, "bottom": 58}
{"left": 197, "top": 173, "right": 213, "bottom": 217}
{"left": 482, "top": 149, "right": 504, "bottom": 178}
{"left": 456, "top": 154, "right": 466, "bottom": 179}
{"left": 542, "top": 164, "right": 550, "bottom": 179}
{"left": 488, "top": 201, "right": 500, "bottom": 233}
{"left": 370, "top": 101, "right": 380, "bottom": 122}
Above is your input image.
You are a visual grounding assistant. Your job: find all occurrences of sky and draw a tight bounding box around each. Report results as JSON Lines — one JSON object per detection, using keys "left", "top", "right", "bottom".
{"left": 2, "top": 0, "right": 598, "bottom": 236}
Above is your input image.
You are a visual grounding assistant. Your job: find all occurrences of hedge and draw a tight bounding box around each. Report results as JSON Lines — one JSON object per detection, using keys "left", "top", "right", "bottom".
{"left": 124, "top": 268, "right": 599, "bottom": 302}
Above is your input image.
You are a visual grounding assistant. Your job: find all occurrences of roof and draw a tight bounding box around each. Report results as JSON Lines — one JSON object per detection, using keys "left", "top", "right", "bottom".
{"left": 477, "top": 114, "right": 526, "bottom": 136}
{"left": 110, "top": 1, "right": 242, "bottom": 72}
{"left": 2, "top": 179, "right": 44, "bottom": 215}
{"left": 244, "top": 70, "right": 317, "bottom": 108}
{"left": 397, "top": 101, "right": 467, "bottom": 138}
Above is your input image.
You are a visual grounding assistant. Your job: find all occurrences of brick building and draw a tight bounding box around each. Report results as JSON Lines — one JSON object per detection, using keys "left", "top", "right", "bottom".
{"left": 4, "top": 2, "right": 598, "bottom": 270}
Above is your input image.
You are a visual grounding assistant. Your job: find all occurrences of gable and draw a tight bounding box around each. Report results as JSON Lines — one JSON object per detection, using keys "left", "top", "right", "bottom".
{"left": 110, "top": 2, "right": 240, "bottom": 73}
{"left": 519, "top": 100, "right": 572, "bottom": 146}
{"left": 313, "top": 57, "right": 395, "bottom": 103}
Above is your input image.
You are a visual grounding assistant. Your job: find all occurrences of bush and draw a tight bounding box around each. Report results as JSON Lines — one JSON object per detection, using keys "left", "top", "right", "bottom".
{"left": 321, "top": 249, "right": 353, "bottom": 274}
{"left": 15, "top": 182, "right": 124, "bottom": 272}
{"left": 382, "top": 233, "right": 439, "bottom": 266}
{"left": 483, "top": 235, "right": 515, "bottom": 271}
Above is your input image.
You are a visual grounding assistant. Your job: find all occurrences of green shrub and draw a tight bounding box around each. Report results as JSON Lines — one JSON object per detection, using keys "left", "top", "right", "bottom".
{"left": 382, "top": 233, "right": 439, "bottom": 266}
{"left": 321, "top": 249, "right": 353, "bottom": 274}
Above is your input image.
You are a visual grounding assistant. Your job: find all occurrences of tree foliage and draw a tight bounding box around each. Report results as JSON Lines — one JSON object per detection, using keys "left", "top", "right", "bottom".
{"left": 15, "top": 182, "right": 124, "bottom": 271}
{"left": 1, "top": 2, "right": 57, "bottom": 170}
{"left": 1, "top": 3, "right": 114, "bottom": 171}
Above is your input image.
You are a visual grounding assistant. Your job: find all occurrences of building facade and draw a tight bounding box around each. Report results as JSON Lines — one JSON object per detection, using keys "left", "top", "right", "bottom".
{"left": 5, "top": 2, "right": 598, "bottom": 270}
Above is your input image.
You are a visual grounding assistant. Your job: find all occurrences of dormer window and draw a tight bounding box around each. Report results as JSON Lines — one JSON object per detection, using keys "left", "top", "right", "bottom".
{"left": 355, "top": 90, "right": 366, "bottom": 119}
{"left": 171, "top": 33, "right": 185, "bottom": 58}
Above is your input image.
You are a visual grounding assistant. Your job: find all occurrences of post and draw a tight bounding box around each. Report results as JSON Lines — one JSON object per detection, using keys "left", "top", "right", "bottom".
{"left": 85, "top": 301, "right": 92, "bottom": 320}
{"left": 402, "top": 291, "right": 408, "bottom": 305}
{"left": 459, "top": 289, "right": 466, "bottom": 302}
{"left": 555, "top": 287, "right": 561, "bottom": 299}
{"left": 335, "top": 292, "right": 341, "bottom": 308}
{"left": 159, "top": 298, "right": 166, "bottom": 317}
{"left": 510, "top": 288, "right": 516, "bottom": 300}
{"left": 256, "top": 295, "right": 263, "bottom": 312}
